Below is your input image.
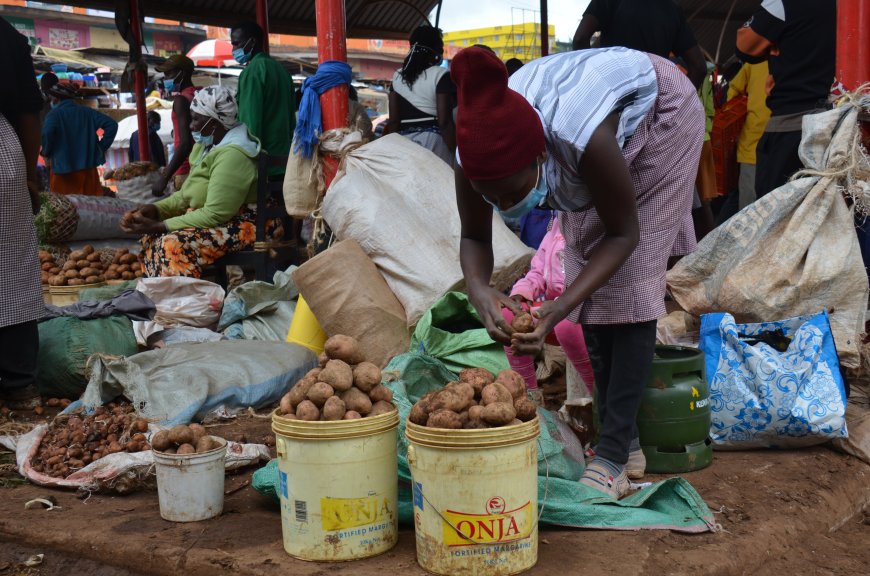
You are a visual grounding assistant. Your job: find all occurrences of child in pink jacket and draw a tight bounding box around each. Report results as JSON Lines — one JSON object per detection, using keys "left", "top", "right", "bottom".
{"left": 501, "top": 215, "right": 595, "bottom": 402}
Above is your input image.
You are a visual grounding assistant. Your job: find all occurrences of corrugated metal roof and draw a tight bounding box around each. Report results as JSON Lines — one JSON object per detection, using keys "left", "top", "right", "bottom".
{"left": 63, "top": 0, "right": 439, "bottom": 40}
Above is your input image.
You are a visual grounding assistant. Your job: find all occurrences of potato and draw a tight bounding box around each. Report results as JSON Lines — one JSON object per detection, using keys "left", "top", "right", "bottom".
{"left": 341, "top": 387, "right": 372, "bottom": 415}
{"left": 121, "top": 272, "right": 135, "bottom": 280}
{"left": 511, "top": 312, "right": 535, "bottom": 333}
{"left": 168, "top": 424, "right": 194, "bottom": 446}
{"left": 79, "top": 267, "right": 98, "bottom": 278}
{"left": 105, "top": 271, "right": 121, "bottom": 280}
{"left": 68, "top": 278, "right": 85, "bottom": 286}
{"left": 306, "top": 381, "right": 335, "bottom": 407}
{"left": 482, "top": 402, "right": 517, "bottom": 426}
{"left": 87, "top": 252, "right": 101, "bottom": 263}
{"left": 69, "top": 250, "right": 86, "bottom": 261}
{"left": 321, "top": 396, "right": 347, "bottom": 421}
{"left": 368, "top": 384, "right": 393, "bottom": 403}
{"left": 151, "top": 430, "right": 172, "bottom": 451}
{"left": 39, "top": 250, "right": 53, "bottom": 262}
{"left": 509, "top": 419, "right": 523, "bottom": 426}
{"left": 76, "top": 259, "right": 90, "bottom": 270}
{"left": 64, "top": 269, "right": 79, "bottom": 279}
{"left": 48, "top": 267, "right": 60, "bottom": 275}
{"left": 62, "top": 260, "right": 77, "bottom": 271}
{"left": 288, "top": 378, "right": 315, "bottom": 412}
{"left": 496, "top": 370, "right": 526, "bottom": 399}
{"left": 41, "top": 261, "right": 54, "bottom": 271}
{"left": 126, "top": 441, "right": 141, "bottom": 453}
{"left": 459, "top": 367, "right": 494, "bottom": 395}
{"left": 514, "top": 396, "right": 537, "bottom": 421}
{"left": 429, "top": 388, "right": 468, "bottom": 413}
{"left": 279, "top": 392, "right": 293, "bottom": 415}
{"left": 481, "top": 383, "right": 513, "bottom": 406}
{"left": 188, "top": 423, "right": 206, "bottom": 443}
{"left": 48, "top": 275, "right": 66, "bottom": 286}
{"left": 409, "top": 402, "right": 429, "bottom": 426}
{"left": 305, "top": 367, "right": 322, "bottom": 381}
{"left": 319, "top": 360, "right": 353, "bottom": 392}
{"left": 41, "top": 272, "right": 50, "bottom": 284}
{"left": 195, "top": 436, "right": 215, "bottom": 453}
{"left": 84, "top": 275, "right": 100, "bottom": 284}
{"left": 426, "top": 409, "right": 463, "bottom": 429}
{"left": 323, "top": 334, "right": 365, "bottom": 364}
{"left": 108, "top": 441, "right": 124, "bottom": 454}
{"left": 446, "top": 382, "right": 475, "bottom": 406}
{"left": 177, "top": 443, "right": 196, "bottom": 455}
{"left": 369, "top": 400, "right": 395, "bottom": 417}
{"left": 117, "top": 264, "right": 130, "bottom": 273}
{"left": 119, "top": 253, "right": 137, "bottom": 264}
{"left": 295, "top": 400, "right": 320, "bottom": 421}
{"left": 82, "top": 244, "right": 95, "bottom": 255}
{"left": 163, "top": 447, "right": 177, "bottom": 455}
{"left": 352, "top": 362, "right": 382, "bottom": 393}
{"left": 464, "top": 405, "right": 488, "bottom": 429}
{"left": 283, "top": 413, "right": 299, "bottom": 420}
{"left": 343, "top": 410, "right": 362, "bottom": 420}
{"left": 318, "top": 351, "right": 329, "bottom": 367}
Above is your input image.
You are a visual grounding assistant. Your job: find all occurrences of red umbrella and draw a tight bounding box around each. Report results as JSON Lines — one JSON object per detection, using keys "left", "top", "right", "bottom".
{"left": 186, "top": 39, "right": 235, "bottom": 67}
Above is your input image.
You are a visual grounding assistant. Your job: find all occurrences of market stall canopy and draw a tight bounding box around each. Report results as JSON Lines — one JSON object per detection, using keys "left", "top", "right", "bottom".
{"left": 60, "top": 0, "right": 441, "bottom": 40}
{"left": 678, "top": 0, "right": 758, "bottom": 64}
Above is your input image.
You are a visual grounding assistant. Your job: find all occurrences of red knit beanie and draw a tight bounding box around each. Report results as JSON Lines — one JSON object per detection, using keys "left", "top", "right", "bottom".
{"left": 451, "top": 47, "right": 545, "bottom": 180}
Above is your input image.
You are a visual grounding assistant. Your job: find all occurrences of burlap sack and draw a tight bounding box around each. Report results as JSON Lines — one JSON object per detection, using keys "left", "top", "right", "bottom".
{"left": 292, "top": 239, "right": 409, "bottom": 368}
{"left": 283, "top": 137, "right": 318, "bottom": 218}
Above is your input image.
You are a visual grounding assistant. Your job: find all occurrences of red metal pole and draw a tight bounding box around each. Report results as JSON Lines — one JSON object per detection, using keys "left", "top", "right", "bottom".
{"left": 836, "top": 0, "right": 870, "bottom": 91}
{"left": 129, "top": 0, "right": 150, "bottom": 162}
{"left": 315, "top": 0, "right": 349, "bottom": 190}
{"left": 256, "top": 0, "right": 270, "bottom": 55}
{"left": 540, "top": 0, "right": 548, "bottom": 57}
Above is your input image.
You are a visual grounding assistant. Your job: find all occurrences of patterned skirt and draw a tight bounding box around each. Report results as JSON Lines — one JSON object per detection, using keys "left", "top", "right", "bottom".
{"left": 140, "top": 205, "right": 280, "bottom": 278}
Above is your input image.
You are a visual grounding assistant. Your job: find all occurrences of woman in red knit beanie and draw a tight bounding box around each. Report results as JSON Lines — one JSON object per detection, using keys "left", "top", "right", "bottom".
{"left": 451, "top": 46, "right": 704, "bottom": 499}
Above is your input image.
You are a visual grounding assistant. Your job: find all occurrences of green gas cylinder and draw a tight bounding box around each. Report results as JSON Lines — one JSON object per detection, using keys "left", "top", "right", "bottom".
{"left": 636, "top": 346, "right": 712, "bottom": 473}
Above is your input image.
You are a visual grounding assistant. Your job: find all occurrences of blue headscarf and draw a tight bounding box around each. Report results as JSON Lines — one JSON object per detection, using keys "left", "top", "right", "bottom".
{"left": 293, "top": 61, "right": 353, "bottom": 158}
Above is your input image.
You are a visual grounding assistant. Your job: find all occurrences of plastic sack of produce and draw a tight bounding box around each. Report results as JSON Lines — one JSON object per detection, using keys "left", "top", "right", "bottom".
{"left": 66, "top": 194, "right": 139, "bottom": 241}
{"left": 79, "top": 340, "right": 318, "bottom": 425}
{"left": 35, "top": 315, "right": 138, "bottom": 399}
{"left": 1, "top": 423, "right": 269, "bottom": 494}
{"left": 34, "top": 192, "right": 78, "bottom": 244}
{"left": 322, "top": 134, "right": 533, "bottom": 325}
{"left": 132, "top": 276, "right": 225, "bottom": 345}
{"left": 219, "top": 267, "right": 300, "bottom": 341}
{"left": 410, "top": 291, "right": 509, "bottom": 376}
{"left": 108, "top": 161, "right": 162, "bottom": 204}
{"left": 699, "top": 311, "right": 848, "bottom": 449}
{"left": 667, "top": 102, "right": 870, "bottom": 369}
{"left": 292, "top": 240, "right": 409, "bottom": 367}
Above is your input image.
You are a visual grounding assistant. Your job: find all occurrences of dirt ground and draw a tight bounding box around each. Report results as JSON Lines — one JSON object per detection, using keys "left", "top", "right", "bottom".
{"left": 2, "top": 405, "right": 869, "bottom": 576}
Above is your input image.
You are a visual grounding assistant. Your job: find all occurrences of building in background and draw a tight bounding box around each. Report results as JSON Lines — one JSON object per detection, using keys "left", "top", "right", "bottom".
{"left": 0, "top": 1, "right": 206, "bottom": 56}
{"left": 443, "top": 22, "right": 555, "bottom": 62}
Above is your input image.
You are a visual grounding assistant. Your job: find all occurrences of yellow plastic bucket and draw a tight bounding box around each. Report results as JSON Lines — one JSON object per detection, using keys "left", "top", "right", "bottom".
{"left": 48, "top": 282, "right": 106, "bottom": 307}
{"left": 406, "top": 418, "right": 541, "bottom": 576}
{"left": 272, "top": 408, "right": 399, "bottom": 561}
{"left": 286, "top": 295, "right": 328, "bottom": 354}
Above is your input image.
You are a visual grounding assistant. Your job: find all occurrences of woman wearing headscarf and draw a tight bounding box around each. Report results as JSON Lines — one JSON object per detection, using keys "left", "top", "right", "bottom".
{"left": 451, "top": 47, "right": 703, "bottom": 498}
{"left": 120, "top": 86, "right": 266, "bottom": 278}
{"left": 384, "top": 25, "right": 455, "bottom": 164}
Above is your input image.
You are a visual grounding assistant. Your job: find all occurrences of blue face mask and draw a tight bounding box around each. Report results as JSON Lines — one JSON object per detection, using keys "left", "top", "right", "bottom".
{"left": 163, "top": 79, "right": 175, "bottom": 93}
{"left": 233, "top": 38, "right": 254, "bottom": 65}
{"left": 149, "top": 123, "right": 161, "bottom": 133}
{"left": 191, "top": 118, "right": 214, "bottom": 147}
{"left": 483, "top": 163, "right": 548, "bottom": 220}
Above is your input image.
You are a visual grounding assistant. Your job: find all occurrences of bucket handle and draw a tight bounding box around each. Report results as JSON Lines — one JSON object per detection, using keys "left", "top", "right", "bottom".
{"left": 409, "top": 438, "right": 550, "bottom": 546}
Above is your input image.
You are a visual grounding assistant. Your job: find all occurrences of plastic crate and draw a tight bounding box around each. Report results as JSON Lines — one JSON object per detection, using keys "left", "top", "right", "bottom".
{"left": 711, "top": 96, "right": 747, "bottom": 197}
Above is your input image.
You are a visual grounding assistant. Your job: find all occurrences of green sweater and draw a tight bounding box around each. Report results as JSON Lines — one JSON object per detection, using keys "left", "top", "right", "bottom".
{"left": 237, "top": 52, "right": 295, "bottom": 176}
{"left": 154, "top": 125, "right": 261, "bottom": 231}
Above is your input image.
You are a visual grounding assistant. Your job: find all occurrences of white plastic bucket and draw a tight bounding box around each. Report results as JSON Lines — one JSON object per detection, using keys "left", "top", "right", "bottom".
{"left": 153, "top": 436, "right": 227, "bottom": 522}
{"left": 272, "top": 408, "right": 399, "bottom": 561}
{"left": 406, "top": 418, "right": 540, "bottom": 576}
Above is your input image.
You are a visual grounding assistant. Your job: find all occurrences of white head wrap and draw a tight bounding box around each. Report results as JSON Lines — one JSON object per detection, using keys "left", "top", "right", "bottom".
{"left": 190, "top": 86, "right": 239, "bottom": 130}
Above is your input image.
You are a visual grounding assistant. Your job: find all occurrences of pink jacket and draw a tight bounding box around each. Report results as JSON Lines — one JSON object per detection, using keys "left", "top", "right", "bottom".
{"left": 510, "top": 217, "right": 565, "bottom": 302}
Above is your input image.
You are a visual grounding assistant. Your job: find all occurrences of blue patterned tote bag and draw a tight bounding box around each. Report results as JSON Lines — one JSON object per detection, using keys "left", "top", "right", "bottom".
{"left": 699, "top": 311, "right": 848, "bottom": 448}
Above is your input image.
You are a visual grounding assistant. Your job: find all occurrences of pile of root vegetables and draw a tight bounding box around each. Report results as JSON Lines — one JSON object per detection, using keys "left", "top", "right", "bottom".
{"left": 278, "top": 335, "right": 397, "bottom": 421}
{"left": 151, "top": 424, "right": 223, "bottom": 455}
{"left": 409, "top": 368, "right": 537, "bottom": 429}
{"left": 41, "top": 244, "right": 111, "bottom": 287}
{"left": 30, "top": 402, "right": 151, "bottom": 478}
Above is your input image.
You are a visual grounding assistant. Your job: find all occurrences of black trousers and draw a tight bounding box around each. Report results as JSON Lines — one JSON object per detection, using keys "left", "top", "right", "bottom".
{"left": 583, "top": 320, "right": 657, "bottom": 464}
{"left": 755, "top": 129, "right": 804, "bottom": 199}
{"left": 0, "top": 320, "right": 38, "bottom": 396}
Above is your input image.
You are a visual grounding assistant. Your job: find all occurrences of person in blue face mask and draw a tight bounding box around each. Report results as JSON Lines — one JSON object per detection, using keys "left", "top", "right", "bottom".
{"left": 230, "top": 21, "right": 295, "bottom": 178}
{"left": 451, "top": 47, "right": 704, "bottom": 499}
{"left": 153, "top": 54, "right": 196, "bottom": 196}
{"left": 129, "top": 110, "right": 167, "bottom": 166}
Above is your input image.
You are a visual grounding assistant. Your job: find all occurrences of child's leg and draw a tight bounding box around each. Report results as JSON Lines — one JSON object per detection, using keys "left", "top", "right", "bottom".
{"left": 553, "top": 319, "right": 595, "bottom": 395}
{"left": 500, "top": 307, "right": 538, "bottom": 389}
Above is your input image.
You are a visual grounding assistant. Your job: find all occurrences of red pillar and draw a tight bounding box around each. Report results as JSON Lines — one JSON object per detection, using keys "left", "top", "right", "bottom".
{"left": 256, "top": 0, "right": 270, "bottom": 55}
{"left": 315, "top": 0, "right": 349, "bottom": 190}
{"left": 540, "top": 0, "right": 548, "bottom": 57}
{"left": 129, "top": 0, "right": 150, "bottom": 161}
{"left": 836, "top": 0, "right": 870, "bottom": 91}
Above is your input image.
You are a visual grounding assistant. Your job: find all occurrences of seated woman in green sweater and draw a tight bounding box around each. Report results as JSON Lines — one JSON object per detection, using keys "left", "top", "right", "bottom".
{"left": 120, "top": 86, "right": 268, "bottom": 277}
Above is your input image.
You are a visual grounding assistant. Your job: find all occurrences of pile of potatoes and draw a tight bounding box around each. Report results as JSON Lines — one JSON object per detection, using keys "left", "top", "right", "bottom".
{"left": 409, "top": 368, "right": 537, "bottom": 429}
{"left": 278, "top": 335, "right": 397, "bottom": 421}
{"left": 151, "top": 424, "right": 223, "bottom": 455}
{"left": 30, "top": 402, "right": 151, "bottom": 478}
{"left": 104, "top": 248, "right": 143, "bottom": 281}
{"left": 43, "top": 244, "right": 109, "bottom": 287}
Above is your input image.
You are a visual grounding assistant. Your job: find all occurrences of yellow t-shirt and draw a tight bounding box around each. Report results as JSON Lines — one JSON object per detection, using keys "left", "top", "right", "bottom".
{"left": 727, "top": 62, "right": 772, "bottom": 165}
